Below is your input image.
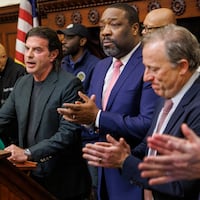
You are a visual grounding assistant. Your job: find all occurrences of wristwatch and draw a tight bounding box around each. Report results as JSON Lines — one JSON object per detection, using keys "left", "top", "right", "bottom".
{"left": 24, "top": 148, "right": 32, "bottom": 160}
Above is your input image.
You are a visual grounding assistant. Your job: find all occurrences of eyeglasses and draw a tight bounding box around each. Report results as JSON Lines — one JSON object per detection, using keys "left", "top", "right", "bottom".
{"left": 141, "top": 25, "right": 164, "bottom": 33}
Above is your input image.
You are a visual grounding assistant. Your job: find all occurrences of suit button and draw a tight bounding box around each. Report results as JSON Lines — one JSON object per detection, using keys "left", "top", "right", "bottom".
{"left": 129, "top": 178, "right": 134, "bottom": 184}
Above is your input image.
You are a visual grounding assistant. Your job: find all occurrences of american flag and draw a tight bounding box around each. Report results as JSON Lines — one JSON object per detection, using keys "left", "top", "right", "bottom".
{"left": 15, "top": 0, "right": 39, "bottom": 65}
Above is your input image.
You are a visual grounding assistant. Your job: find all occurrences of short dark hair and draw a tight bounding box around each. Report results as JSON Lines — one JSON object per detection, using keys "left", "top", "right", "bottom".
{"left": 107, "top": 3, "right": 139, "bottom": 25}
{"left": 25, "top": 26, "right": 63, "bottom": 71}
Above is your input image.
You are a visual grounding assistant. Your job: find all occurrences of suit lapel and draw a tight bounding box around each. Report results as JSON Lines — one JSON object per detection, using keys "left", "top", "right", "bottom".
{"left": 106, "top": 46, "right": 143, "bottom": 110}
{"left": 164, "top": 75, "right": 200, "bottom": 135}
{"left": 94, "top": 58, "right": 112, "bottom": 109}
{"left": 20, "top": 75, "right": 34, "bottom": 141}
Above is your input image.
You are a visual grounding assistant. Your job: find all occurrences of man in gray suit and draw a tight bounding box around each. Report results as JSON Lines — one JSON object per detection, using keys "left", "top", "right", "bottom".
{"left": 0, "top": 26, "right": 91, "bottom": 200}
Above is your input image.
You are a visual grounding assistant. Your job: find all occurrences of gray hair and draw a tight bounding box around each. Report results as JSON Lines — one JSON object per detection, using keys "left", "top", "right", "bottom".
{"left": 142, "top": 24, "right": 200, "bottom": 71}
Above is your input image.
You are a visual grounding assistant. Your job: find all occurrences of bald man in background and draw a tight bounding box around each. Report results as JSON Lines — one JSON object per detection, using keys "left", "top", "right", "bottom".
{"left": 0, "top": 43, "right": 26, "bottom": 107}
{"left": 0, "top": 43, "right": 26, "bottom": 149}
{"left": 142, "top": 8, "right": 176, "bottom": 35}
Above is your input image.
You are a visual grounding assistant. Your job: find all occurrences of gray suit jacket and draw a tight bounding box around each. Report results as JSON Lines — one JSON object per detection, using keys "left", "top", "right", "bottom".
{"left": 0, "top": 69, "right": 91, "bottom": 199}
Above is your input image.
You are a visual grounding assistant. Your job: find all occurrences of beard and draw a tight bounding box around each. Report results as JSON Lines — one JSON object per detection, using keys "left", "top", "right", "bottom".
{"left": 103, "top": 45, "right": 121, "bottom": 57}
{"left": 101, "top": 38, "right": 121, "bottom": 57}
{"left": 62, "top": 46, "right": 78, "bottom": 57}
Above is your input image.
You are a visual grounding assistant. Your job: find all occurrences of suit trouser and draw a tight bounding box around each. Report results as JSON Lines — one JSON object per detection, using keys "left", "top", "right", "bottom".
{"left": 31, "top": 174, "right": 90, "bottom": 200}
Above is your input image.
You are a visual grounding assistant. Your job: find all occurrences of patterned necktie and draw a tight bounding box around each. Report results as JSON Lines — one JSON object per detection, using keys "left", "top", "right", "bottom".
{"left": 102, "top": 60, "right": 123, "bottom": 110}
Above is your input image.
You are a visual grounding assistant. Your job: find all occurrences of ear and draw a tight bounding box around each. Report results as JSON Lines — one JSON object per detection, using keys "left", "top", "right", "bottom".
{"left": 80, "top": 37, "right": 87, "bottom": 47}
{"left": 178, "top": 59, "right": 189, "bottom": 75}
{"left": 49, "top": 49, "right": 59, "bottom": 62}
{"left": 131, "top": 23, "right": 139, "bottom": 36}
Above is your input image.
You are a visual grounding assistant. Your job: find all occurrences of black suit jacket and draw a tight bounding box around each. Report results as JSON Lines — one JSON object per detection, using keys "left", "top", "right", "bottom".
{"left": 122, "top": 75, "right": 200, "bottom": 200}
{"left": 0, "top": 69, "right": 91, "bottom": 199}
{"left": 0, "top": 57, "right": 26, "bottom": 146}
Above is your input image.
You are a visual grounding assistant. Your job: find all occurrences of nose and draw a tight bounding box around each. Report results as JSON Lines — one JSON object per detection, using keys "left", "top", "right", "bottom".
{"left": 100, "top": 24, "right": 112, "bottom": 37}
{"left": 61, "top": 37, "right": 68, "bottom": 44}
{"left": 143, "top": 68, "right": 154, "bottom": 82}
{"left": 25, "top": 49, "right": 33, "bottom": 58}
{"left": 141, "top": 28, "right": 147, "bottom": 35}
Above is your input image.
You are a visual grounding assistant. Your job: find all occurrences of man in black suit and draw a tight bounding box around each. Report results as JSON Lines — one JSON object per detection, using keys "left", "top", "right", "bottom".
{"left": 0, "top": 43, "right": 26, "bottom": 107}
{"left": 0, "top": 43, "right": 26, "bottom": 148}
{"left": 0, "top": 27, "right": 91, "bottom": 200}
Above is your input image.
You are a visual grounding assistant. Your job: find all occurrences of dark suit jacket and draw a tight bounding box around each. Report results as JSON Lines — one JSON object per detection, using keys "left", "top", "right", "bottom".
{"left": 122, "top": 74, "right": 200, "bottom": 200}
{"left": 87, "top": 45, "right": 159, "bottom": 200}
{"left": 0, "top": 57, "right": 26, "bottom": 146}
{"left": 0, "top": 69, "right": 91, "bottom": 199}
{"left": 61, "top": 49, "right": 100, "bottom": 94}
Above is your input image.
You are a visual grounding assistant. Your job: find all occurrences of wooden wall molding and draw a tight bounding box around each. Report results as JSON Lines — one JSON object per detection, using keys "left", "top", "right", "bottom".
{"left": 147, "top": 0, "right": 161, "bottom": 11}
{"left": 40, "top": 0, "right": 200, "bottom": 29}
{"left": 0, "top": 5, "right": 19, "bottom": 24}
{"left": 171, "top": 0, "right": 186, "bottom": 16}
{"left": 0, "top": 0, "right": 199, "bottom": 25}
{"left": 37, "top": 0, "right": 134, "bottom": 17}
{"left": 0, "top": 11, "right": 18, "bottom": 24}
{"left": 0, "top": 0, "right": 199, "bottom": 58}
{"left": 197, "top": 0, "right": 200, "bottom": 8}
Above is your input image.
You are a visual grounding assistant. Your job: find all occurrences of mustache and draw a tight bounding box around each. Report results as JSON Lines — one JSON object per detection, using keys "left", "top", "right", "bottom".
{"left": 101, "top": 37, "right": 118, "bottom": 50}
{"left": 101, "top": 37, "right": 114, "bottom": 43}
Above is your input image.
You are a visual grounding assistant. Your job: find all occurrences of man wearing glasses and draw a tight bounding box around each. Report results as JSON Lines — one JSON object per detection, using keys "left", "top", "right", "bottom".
{"left": 142, "top": 8, "right": 176, "bottom": 35}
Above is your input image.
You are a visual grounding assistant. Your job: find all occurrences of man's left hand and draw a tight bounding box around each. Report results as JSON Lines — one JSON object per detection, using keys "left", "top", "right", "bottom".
{"left": 57, "top": 91, "right": 99, "bottom": 125}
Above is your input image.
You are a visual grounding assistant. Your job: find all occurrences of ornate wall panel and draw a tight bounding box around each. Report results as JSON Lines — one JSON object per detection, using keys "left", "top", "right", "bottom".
{"left": 0, "top": 0, "right": 199, "bottom": 58}
{"left": 36, "top": 0, "right": 200, "bottom": 29}
{"left": 0, "top": 0, "right": 199, "bottom": 26}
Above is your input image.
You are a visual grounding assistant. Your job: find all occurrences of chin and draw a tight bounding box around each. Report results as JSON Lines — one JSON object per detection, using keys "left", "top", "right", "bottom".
{"left": 26, "top": 68, "right": 34, "bottom": 74}
{"left": 154, "top": 90, "right": 162, "bottom": 97}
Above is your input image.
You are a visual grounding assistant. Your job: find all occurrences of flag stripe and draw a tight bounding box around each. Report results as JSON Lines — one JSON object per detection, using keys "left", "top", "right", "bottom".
{"left": 16, "top": 29, "right": 26, "bottom": 43}
{"left": 15, "top": 51, "right": 25, "bottom": 65}
{"left": 15, "top": 0, "right": 39, "bottom": 65}
{"left": 19, "top": 8, "right": 33, "bottom": 25}
{"left": 16, "top": 39, "right": 26, "bottom": 54}
{"left": 17, "top": 18, "right": 33, "bottom": 35}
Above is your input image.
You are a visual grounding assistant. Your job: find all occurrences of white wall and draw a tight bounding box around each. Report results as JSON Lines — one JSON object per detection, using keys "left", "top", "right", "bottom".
{"left": 0, "top": 0, "right": 20, "bottom": 7}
